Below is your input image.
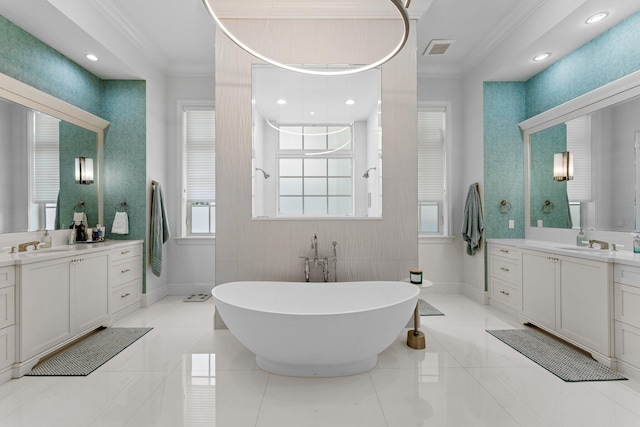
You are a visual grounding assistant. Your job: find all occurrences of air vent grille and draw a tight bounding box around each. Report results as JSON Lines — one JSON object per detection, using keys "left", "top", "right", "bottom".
{"left": 423, "top": 39, "right": 455, "bottom": 56}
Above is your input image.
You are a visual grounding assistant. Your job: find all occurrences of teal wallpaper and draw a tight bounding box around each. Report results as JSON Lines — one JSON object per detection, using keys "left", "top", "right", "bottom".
{"left": 483, "top": 82, "right": 526, "bottom": 239}
{"left": 529, "top": 124, "right": 572, "bottom": 229}
{"left": 484, "top": 11, "right": 640, "bottom": 244}
{"left": 0, "top": 16, "right": 147, "bottom": 290}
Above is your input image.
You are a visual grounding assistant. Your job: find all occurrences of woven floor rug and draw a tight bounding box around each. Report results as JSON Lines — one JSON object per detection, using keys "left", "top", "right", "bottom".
{"left": 419, "top": 299, "right": 444, "bottom": 316}
{"left": 487, "top": 328, "right": 626, "bottom": 382}
{"left": 26, "top": 327, "right": 153, "bottom": 376}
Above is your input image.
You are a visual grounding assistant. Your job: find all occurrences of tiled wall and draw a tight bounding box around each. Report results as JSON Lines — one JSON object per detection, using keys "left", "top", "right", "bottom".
{"left": 214, "top": 19, "right": 419, "bottom": 323}
{"left": 483, "top": 11, "right": 640, "bottom": 241}
{"left": 0, "top": 17, "right": 147, "bottom": 289}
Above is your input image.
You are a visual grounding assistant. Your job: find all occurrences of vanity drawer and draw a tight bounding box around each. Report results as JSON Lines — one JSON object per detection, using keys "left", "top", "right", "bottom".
{"left": 0, "top": 286, "right": 15, "bottom": 330}
{"left": 0, "top": 326, "right": 15, "bottom": 371}
{"left": 614, "top": 264, "right": 640, "bottom": 287}
{"left": 490, "top": 277, "right": 522, "bottom": 311}
{"left": 490, "top": 255, "right": 522, "bottom": 285}
{"left": 0, "top": 266, "right": 15, "bottom": 289}
{"left": 489, "top": 244, "right": 521, "bottom": 261}
{"left": 615, "top": 321, "right": 640, "bottom": 367}
{"left": 110, "top": 244, "right": 141, "bottom": 264}
{"left": 110, "top": 279, "right": 141, "bottom": 314}
{"left": 110, "top": 257, "right": 142, "bottom": 287}
{"left": 615, "top": 283, "right": 640, "bottom": 328}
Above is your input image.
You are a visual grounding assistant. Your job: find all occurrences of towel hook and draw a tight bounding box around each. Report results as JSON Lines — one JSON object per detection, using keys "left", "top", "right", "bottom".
{"left": 73, "top": 200, "right": 86, "bottom": 213}
{"left": 115, "top": 201, "right": 128, "bottom": 212}
{"left": 499, "top": 200, "right": 512, "bottom": 214}
{"left": 542, "top": 199, "right": 555, "bottom": 214}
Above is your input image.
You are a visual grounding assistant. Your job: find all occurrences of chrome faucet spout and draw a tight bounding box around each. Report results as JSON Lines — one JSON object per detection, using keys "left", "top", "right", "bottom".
{"left": 312, "top": 233, "right": 318, "bottom": 262}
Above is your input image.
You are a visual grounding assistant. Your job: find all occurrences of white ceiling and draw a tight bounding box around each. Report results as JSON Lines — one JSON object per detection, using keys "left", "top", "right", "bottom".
{"left": 0, "top": 0, "right": 639, "bottom": 81}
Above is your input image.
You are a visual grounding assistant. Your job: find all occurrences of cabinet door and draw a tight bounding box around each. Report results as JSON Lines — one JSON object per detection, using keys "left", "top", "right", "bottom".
{"left": 20, "top": 257, "right": 72, "bottom": 360}
{"left": 74, "top": 252, "right": 109, "bottom": 332}
{"left": 522, "top": 251, "right": 556, "bottom": 330}
{"left": 558, "top": 256, "right": 611, "bottom": 355}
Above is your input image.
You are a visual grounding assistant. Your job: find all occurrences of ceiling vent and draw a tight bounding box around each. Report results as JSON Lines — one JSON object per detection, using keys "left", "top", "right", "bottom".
{"left": 423, "top": 39, "right": 455, "bottom": 56}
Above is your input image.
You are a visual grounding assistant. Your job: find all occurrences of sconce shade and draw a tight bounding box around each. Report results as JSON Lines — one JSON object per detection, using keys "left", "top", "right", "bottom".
{"left": 553, "top": 151, "right": 573, "bottom": 181}
{"left": 75, "top": 157, "right": 94, "bottom": 184}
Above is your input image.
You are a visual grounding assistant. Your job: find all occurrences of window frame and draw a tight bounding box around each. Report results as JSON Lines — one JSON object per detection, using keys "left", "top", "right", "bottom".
{"left": 417, "top": 101, "right": 452, "bottom": 237}
{"left": 179, "top": 101, "right": 216, "bottom": 237}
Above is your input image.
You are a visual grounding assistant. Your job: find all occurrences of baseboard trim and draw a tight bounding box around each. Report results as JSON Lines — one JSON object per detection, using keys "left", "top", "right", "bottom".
{"left": 461, "top": 283, "right": 488, "bottom": 305}
{"left": 142, "top": 285, "right": 169, "bottom": 307}
{"left": 168, "top": 282, "right": 215, "bottom": 296}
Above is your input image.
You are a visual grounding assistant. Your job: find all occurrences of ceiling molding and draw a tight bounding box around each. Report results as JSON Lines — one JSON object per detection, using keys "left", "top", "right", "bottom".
{"left": 88, "top": 0, "right": 169, "bottom": 72}
{"left": 459, "top": 0, "right": 548, "bottom": 76}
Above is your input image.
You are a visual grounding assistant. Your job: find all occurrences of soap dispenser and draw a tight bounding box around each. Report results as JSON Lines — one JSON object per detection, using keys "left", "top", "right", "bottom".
{"left": 633, "top": 232, "right": 640, "bottom": 254}
{"left": 576, "top": 229, "right": 586, "bottom": 246}
{"left": 41, "top": 229, "right": 52, "bottom": 248}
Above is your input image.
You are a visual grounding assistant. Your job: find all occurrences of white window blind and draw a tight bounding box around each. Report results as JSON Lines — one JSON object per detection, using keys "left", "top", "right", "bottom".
{"left": 33, "top": 112, "right": 60, "bottom": 204}
{"left": 185, "top": 110, "right": 216, "bottom": 201}
{"left": 417, "top": 109, "right": 445, "bottom": 202}
{"left": 566, "top": 115, "right": 591, "bottom": 202}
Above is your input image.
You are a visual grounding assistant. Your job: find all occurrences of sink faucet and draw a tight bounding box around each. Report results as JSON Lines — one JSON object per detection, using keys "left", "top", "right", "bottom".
{"left": 18, "top": 241, "right": 40, "bottom": 252}
{"left": 588, "top": 239, "right": 609, "bottom": 250}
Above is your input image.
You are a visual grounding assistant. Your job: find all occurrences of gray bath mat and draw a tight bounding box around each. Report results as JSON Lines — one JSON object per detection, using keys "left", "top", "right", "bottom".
{"left": 487, "top": 328, "right": 626, "bottom": 382}
{"left": 419, "top": 299, "right": 444, "bottom": 316}
{"left": 184, "top": 293, "right": 211, "bottom": 302}
{"left": 26, "top": 327, "right": 152, "bottom": 376}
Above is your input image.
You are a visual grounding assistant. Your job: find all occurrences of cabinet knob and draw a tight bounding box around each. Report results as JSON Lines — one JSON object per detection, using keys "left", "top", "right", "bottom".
{"left": 500, "top": 290, "right": 510, "bottom": 296}
{"left": 121, "top": 268, "right": 131, "bottom": 274}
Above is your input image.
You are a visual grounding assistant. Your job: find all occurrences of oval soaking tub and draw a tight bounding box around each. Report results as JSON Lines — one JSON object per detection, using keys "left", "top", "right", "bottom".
{"left": 212, "top": 281, "right": 419, "bottom": 377}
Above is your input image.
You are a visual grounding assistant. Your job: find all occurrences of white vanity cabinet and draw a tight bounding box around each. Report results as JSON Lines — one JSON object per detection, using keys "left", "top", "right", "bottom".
{"left": 613, "top": 264, "right": 640, "bottom": 377}
{"left": 520, "top": 248, "right": 613, "bottom": 364}
{"left": 488, "top": 244, "right": 522, "bottom": 311}
{"left": 109, "top": 243, "right": 142, "bottom": 319}
{"left": 16, "top": 251, "right": 109, "bottom": 375}
{"left": 0, "top": 266, "right": 15, "bottom": 382}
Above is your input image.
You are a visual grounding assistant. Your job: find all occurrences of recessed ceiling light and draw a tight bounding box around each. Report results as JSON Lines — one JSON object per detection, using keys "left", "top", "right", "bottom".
{"left": 86, "top": 54, "right": 98, "bottom": 61}
{"left": 310, "top": 111, "right": 315, "bottom": 115}
{"left": 345, "top": 99, "right": 356, "bottom": 105}
{"left": 533, "top": 52, "right": 551, "bottom": 62}
{"left": 586, "top": 12, "right": 608, "bottom": 24}
{"left": 276, "top": 99, "right": 287, "bottom": 105}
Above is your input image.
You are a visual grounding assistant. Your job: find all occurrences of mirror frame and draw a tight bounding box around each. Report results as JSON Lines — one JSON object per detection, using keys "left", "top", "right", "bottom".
{"left": 520, "top": 70, "right": 640, "bottom": 233}
{"left": 0, "top": 72, "right": 110, "bottom": 227}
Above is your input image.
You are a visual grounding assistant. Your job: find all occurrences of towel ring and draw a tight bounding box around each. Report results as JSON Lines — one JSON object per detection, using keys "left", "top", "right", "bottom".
{"left": 542, "top": 200, "right": 555, "bottom": 214}
{"left": 115, "top": 201, "right": 128, "bottom": 213}
{"left": 73, "top": 201, "right": 86, "bottom": 213}
{"left": 499, "top": 200, "right": 512, "bottom": 214}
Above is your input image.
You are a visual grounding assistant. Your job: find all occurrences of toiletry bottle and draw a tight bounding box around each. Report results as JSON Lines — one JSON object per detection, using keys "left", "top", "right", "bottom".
{"left": 576, "top": 229, "right": 586, "bottom": 246}
{"left": 76, "top": 222, "right": 86, "bottom": 242}
{"left": 69, "top": 226, "right": 76, "bottom": 245}
{"left": 41, "top": 229, "right": 52, "bottom": 248}
{"left": 634, "top": 232, "right": 640, "bottom": 254}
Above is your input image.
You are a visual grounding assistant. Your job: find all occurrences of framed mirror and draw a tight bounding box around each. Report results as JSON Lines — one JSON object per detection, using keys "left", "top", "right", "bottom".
{"left": 251, "top": 65, "right": 382, "bottom": 219}
{"left": 0, "top": 72, "right": 109, "bottom": 234}
{"left": 521, "top": 71, "right": 640, "bottom": 233}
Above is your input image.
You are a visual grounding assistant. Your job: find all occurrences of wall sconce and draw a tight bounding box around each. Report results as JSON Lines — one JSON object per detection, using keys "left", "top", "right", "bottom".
{"left": 553, "top": 151, "right": 573, "bottom": 181}
{"left": 75, "top": 157, "right": 94, "bottom": 184}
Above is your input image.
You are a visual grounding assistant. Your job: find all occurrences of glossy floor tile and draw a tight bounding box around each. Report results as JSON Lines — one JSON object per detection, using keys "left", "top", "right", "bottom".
{"left": 0, "top": 294, "right": 639, "bottom": 426}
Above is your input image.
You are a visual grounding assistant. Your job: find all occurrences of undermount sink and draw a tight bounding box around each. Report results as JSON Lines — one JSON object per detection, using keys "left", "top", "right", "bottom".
{"left": 556, "top": 246, "right": 608, "bottom": 252}
{"left": 16, "top": 246, "right": 74, "bottom": 257}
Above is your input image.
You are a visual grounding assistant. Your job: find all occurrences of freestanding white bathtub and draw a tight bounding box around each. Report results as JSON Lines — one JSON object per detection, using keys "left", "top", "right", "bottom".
{"left": 212, "top": 281, "right": 419, "bottom": 377}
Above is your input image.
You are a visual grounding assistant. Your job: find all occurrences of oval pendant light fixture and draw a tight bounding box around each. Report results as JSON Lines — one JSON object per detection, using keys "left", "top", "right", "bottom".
{"left": 201, "top": 0, "right": 411, "bottom": 76}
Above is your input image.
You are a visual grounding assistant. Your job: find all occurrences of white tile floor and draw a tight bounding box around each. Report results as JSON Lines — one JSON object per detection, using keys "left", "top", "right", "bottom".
{"left": 1, "top": 294, "right": 640, "bottom": 426}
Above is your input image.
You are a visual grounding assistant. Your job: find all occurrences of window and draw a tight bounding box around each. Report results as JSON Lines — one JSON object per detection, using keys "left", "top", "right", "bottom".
{"left": 277, "top": 125, "right": 353, "bottom": 216}
{"left": 418, "top": 106, "right": 447, "bottom": 235}
{"left": 31, "top": 111, "right": 60, "bottom": 230}
{"left": 183, "top": 107, "right": 215, "bottom": 235}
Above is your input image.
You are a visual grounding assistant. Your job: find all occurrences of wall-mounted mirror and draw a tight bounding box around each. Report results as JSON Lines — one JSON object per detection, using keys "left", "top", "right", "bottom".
{"left": 0, "top": 72, "right": 108, "bottom": 234}
{"left": 522, "top": 70, "right": 640, "bottom": 234}
{"left": 251, "top": 65, "right": 382, "bottom": 219}
{"left": 528, "top": 95, "right": 640, "bottom": 231}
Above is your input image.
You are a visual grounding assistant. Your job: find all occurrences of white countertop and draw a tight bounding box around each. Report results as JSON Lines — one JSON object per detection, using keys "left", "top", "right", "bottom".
{"left": 0, "top": 240, "right": 143, "bottom": 268}
{"left": 487, "top": 238, "right": 640, "bottom": 267}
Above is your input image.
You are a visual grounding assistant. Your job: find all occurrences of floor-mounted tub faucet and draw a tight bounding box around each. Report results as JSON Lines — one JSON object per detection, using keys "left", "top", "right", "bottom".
{"left": 311, "top": 233, "right": 318, "bottom": 265}
{"left": 299, "top": 257, "right": 310, "bottom": 282}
